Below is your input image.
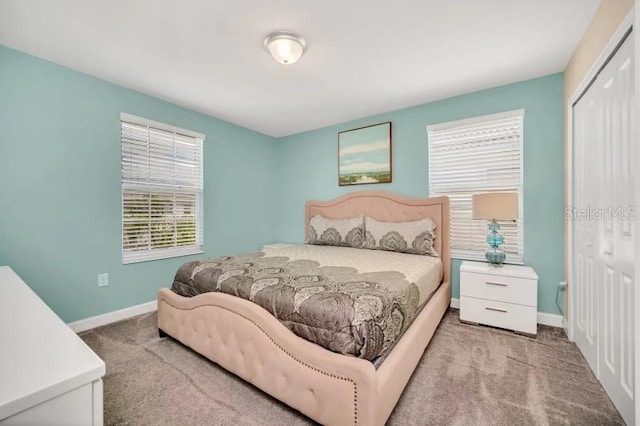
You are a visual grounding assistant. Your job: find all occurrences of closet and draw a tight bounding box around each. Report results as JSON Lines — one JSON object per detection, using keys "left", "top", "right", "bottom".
{"left": 572, "top": 31, "right": 635, "bottom": 425}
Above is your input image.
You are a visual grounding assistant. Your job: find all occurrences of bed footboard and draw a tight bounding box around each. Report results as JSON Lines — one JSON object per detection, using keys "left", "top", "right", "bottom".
{"left": 157, "top": 289, "right": 379, "bottom": 426}
{"left": 158, "top": 281, "right": 449, "bottom": 425}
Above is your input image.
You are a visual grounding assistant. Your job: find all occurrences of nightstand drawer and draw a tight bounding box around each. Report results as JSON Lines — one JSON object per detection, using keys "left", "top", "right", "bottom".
{"left": 460, "top": 296, "right": 537, "bottom": 335}
{"left": 460, "top": 271, "right": 537, "bottom": 307}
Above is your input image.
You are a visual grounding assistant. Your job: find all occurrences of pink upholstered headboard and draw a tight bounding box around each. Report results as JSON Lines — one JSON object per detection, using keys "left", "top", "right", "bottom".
{"left": 305, "top": 191, "right": 450, "bottom": 284}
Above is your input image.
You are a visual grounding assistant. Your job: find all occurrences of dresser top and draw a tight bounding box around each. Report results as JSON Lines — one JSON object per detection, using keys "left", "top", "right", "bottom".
{"left": 0, "top": 266, "right": 105, "bottom": 420}
{"left": 460, "top": 260, "right": 538, "bottom": 279}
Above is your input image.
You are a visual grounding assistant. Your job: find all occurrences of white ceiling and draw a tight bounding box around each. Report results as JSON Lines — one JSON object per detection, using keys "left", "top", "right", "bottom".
{"left": 0, "top": 0, "right": 599, "bottom": 137}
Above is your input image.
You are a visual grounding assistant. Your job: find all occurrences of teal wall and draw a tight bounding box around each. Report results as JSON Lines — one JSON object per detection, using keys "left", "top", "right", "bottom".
{"left": 0, "top": 45, "right": 564, "bottom": 321}
{"left": 0, "top": 46, "right": 278, "bottom": 322}
{"left": 275, "top": 73, "right": 565, "bottom": 315}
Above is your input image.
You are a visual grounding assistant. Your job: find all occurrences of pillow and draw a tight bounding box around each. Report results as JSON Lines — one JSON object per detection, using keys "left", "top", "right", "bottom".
{"left": 307, "top": 215, "right": 366, "bottom": 248}
{"left": 364, "top": 216, "right": 438, "bottom": 256}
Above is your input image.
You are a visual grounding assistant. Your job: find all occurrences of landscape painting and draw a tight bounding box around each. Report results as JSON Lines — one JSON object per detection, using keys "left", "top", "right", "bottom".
{"left": 338, "top": 122, "right": 392, "bottom": 186}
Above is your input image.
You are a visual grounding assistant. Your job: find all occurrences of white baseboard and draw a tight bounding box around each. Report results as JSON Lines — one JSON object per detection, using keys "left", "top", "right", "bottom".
{"left": 537, "top": 311, "right": 564, "bottom": 328}
{"left": 67, "top": 300, "right": 157, "bottom": 333}
{"left": 450, "top": 298, "right": 563, "bottom": 328}
{"left": 69, "top": 296, "right": 563, "bottom": 333}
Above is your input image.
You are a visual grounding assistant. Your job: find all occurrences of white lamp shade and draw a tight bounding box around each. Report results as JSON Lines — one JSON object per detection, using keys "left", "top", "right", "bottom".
{"left": 472, "top": 192, "right": 518, "bottom": 220}
{"left": 264, "top": 32, "right": 306, "bottom": 65}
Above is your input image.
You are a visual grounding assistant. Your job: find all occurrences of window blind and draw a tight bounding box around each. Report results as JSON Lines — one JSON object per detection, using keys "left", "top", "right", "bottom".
{"left": 427, "top": 110, "right": 524, "bottom": 264}
{"left": 121, "top": 113, "right": 204, "bottom": 264}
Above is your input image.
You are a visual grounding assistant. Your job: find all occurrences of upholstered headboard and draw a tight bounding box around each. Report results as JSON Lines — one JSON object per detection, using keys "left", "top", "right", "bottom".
{"left": 305, "top": 191, "right": 450, "bottom": 284}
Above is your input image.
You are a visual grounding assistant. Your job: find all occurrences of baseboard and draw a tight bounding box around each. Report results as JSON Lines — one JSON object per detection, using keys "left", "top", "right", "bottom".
{"left": 70, "top": 297, "right": 562, "bottom": 333}
{"left": 537, "top": 311, "right": 564, "bottom": 328}
{"left": 67, "top": 300, "right": 157, "bottom": 333}
{"left": 450, "top": 298, "right": 563, "bottom": 328}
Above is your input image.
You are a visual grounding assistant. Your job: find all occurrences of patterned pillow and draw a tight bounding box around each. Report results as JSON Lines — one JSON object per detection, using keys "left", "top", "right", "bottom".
{"left": 364, "top": 216, "right": 438, "bottom": 257}
{"left": 307, "top": 215, "right": 366, "bottom": 248}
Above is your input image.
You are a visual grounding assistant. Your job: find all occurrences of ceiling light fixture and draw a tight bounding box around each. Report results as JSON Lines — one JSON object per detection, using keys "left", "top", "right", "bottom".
{"left": 263, "top": 31, "right": 307, "bottom": 65}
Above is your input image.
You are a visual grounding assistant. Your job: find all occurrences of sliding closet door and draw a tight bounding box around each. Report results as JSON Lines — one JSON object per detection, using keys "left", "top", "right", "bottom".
{"left": 573, "top": 32, "right": 635, "bottom": 426}
{"left": 596, "top": 33, "right": 635, "bottom": 425}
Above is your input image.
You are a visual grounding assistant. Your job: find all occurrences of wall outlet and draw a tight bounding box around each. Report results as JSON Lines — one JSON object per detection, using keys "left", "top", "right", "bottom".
{"left": 98, "top": 273, "right": 109, "bottom": 287}
{"left": 559, "top": 281, "right": 567, "bottom": 290}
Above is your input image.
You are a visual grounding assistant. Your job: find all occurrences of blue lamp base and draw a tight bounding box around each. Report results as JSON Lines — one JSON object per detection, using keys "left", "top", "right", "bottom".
{"left": 486, "top": 221, "right": 506, "bottom": 266}
{"left": 485, "top": 247, "right": 506, "bottom": 265}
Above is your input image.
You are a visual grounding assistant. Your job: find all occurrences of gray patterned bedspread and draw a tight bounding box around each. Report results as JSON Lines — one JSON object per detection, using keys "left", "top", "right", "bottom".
{"left": 171, "top": 251, "right": 420, "bottom": 361}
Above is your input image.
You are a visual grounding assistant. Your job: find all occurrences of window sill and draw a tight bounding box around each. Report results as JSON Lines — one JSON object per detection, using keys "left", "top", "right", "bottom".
{"left": 122, "top": 246, "right": 204, "bottom": 264}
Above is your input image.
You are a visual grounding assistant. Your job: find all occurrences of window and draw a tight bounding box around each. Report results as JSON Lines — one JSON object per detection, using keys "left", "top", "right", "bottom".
{"left": 427, "top": 110, "right": 524, "bottom": 264}
{"left": 121, "top": 113, "right": 204, "bottom": 264}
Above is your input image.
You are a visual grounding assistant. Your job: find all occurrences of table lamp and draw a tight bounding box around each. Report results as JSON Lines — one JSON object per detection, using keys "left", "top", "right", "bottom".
{"left": 472, "top": 192, "right": 518, "bottom": 265}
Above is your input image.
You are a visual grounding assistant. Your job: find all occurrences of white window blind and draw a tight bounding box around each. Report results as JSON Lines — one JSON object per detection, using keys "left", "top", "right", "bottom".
{"left": 121, "top": 113, "right": 204, "bottom": 264}
{"left": 427, "top": 110, "right": 524, "bottom": 264}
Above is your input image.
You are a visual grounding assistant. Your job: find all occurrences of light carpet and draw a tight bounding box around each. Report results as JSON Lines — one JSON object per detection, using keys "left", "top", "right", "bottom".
{"left": 79, "top": 309, "right": 623, "bottom": 425}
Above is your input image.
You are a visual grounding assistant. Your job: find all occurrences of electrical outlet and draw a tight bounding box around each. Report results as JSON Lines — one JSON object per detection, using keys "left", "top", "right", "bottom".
{"left": 559, "top": 281, "right": 567, "bottom": 290}
{"left": 98, "top": 273, "right": 109, "bottom": 287}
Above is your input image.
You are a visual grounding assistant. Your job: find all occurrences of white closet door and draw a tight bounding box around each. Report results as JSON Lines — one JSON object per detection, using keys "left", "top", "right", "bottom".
{"left": 573, "top": 32, "right": 635, "bottom": 426}
{"left": 573, "top": 88, "right": 599, "bottom": 373}
{"left": 596, "top": 34, "right": 635, "bottom": 425}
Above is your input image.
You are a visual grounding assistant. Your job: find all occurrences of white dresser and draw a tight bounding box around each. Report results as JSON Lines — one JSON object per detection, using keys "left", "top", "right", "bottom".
{"left": 0, "top": 266, "right": 105, "bottom": 425}
{"left": 459, "top": 261, "right": 538, "bottom": 335}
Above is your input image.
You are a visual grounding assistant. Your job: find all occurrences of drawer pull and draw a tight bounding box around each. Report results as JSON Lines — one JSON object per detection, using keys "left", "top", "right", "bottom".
{"left": 485, "top": 281, "right": 508, "bottom": 287}
{"left": 485, "top": 307, "right": 507, "bottom": 313}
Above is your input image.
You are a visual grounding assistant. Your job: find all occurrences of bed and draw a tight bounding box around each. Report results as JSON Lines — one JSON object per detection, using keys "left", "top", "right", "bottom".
{"left": 157, "top": 191, "right": 450, "bottom": 425}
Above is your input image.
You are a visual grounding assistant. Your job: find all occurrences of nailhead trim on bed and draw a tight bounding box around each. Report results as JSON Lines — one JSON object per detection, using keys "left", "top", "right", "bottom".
{"left": 159, "top": 299, "right": 359, "bottom": 425}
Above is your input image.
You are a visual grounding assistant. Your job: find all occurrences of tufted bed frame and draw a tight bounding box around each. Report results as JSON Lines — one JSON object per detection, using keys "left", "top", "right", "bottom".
{"left": 157, "top": 191, "right": 450, "bottom": 425}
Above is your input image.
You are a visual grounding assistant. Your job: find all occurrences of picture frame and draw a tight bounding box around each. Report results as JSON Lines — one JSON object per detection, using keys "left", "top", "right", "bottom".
{"left": 338, "top": 121, "right": 392, "bottom": 186}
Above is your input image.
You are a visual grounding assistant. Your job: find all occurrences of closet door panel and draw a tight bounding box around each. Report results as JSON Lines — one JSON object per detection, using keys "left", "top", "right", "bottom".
{"left": 596, "top": 33, "right": 635, "bottom": 426}
{"left": 573, "top": 88, "right": 599, "bottom": 373}
{"left": 573, "top": 31, "right": 634, "bottom": 426}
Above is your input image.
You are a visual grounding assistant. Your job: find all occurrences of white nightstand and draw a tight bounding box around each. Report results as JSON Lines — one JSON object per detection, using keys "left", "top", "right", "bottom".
{"left": 262, "top": 243, "right": 296, "bottom": 252}
{"left": 459, "top": 260, "right": 539, "bottom": 336}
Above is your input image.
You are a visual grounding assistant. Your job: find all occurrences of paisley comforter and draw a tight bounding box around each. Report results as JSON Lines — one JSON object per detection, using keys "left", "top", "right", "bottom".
{"left": 171, "top": 247, "right": 432, "bottom": 361}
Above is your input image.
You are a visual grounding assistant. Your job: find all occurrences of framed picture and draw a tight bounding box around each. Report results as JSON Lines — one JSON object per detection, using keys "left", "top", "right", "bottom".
{"left": 338, "top": 122, "right": 392, "bottom": 186}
